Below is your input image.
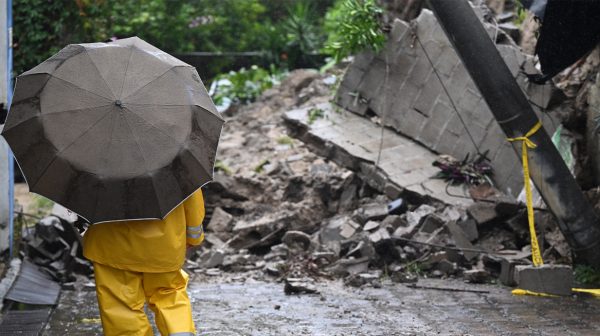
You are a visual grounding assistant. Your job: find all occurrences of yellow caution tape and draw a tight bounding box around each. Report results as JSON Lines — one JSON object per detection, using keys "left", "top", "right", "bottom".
{"left": 511, "top": 288, "right": 558, "bottom": 297}
{"left": 507, "top": 121, "right": 544, "bottom": 266}
{"left": 572, "top": 288, "right": 600, "bottom": 297}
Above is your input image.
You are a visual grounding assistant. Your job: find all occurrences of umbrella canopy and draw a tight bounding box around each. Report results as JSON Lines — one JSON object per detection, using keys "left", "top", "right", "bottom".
{"left": 2, "top": 37, "right": 224, "bottom": 223}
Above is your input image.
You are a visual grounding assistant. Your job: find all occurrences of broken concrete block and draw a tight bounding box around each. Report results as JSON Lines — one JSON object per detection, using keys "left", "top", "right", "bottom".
{"left": 463, "top": 269, "right": 491, "bottom": 284}
{"left": 381, "top": 215, "right": 405, "bottom": 231}
{"left": 355, "top": 203, "right": 389, "bottom": 224}
{"left": 515, "top": 265, "right": 573, "bottom": 296}
{"left": 284, "top": 278, "right": 319, "bottom": 295}
{"left": 457, "top": 219, "right": 479, "bottom": 242}
{"left": 419, "top": 215, "right": 444, "bottom": 233}
{"left": 208, "top": 207, "right": 233, "bottom": 232}
{"left": 363, "top": 221, "right": 380, "bottom": 232}
{"left": 467, "top": 202, "right": 499, "bottom": 225}
{"left": 436, "top": 260, "right": 458, "bottom": 275}
{"left": 368, "top": 228, "right": 391, "bottom": 245}
{"left": 406, "top": 205, "right": 436, "bottom": 227}
{"left": 446, "top": 220, "right": 478, "bottom": 261}
{"left": 320, "top": 216, "right": 360, "bottom": 243}
{"left": 384, "top": 183, "right": 403, "bottom": 200}
{"left": 499, "top": 258, "right": 529, "bottom": 287}
{"left": 201, "top": 249, "right": 226, "bottom": 269}
{"left": 282, "top": 231, "right": 312, "bottom": 251}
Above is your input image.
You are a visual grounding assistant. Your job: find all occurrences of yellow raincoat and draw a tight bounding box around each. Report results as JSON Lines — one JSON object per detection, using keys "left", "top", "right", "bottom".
{"left": 83, "top": 190, "right": 205, "bottom": 336}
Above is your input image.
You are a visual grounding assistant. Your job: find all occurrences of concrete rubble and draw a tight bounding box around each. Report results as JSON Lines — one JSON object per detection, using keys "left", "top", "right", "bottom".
{"left": 186, "top": 67, "right": 574, "bottom": 294}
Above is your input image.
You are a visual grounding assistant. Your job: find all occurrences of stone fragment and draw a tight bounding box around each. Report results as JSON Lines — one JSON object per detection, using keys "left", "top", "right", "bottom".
{"left": 499, "top": 258, "right": 528, "bottom": 286}
{"left": 327, "top": 257, "right": 370, "bottom": 276}
{"left": 368, "top": 228, "right": 391, "bottom": 245}
{"left": 467, "top": 202, "right": 499, "bottom": 225}
{"left": 355, "top": 203, "right": 389, "bottom": 224}
{"left": 208, "top": 207, "right": 233, "bottom": 232}
{"left": 457, "top": 219, "right": 479, "bottom": 242}
{"left": 420, "top": 215, "right": 444, "bottom": 233}
{"left": 463, "top": 269, "right": 491, "bottom": 284}
{"left": 384, "top": 183, "right": 403, "bottom": 200}
{"left": 446, "top": 220, "right": 478, "bottom": 261}
{"left": 515, "top": 265, "right": 573, "bottom": 296}
{"left": 381, "top": 215, "right": 405, "bottom": 231}
{"left": 436, "top": 260, "right": 458, "bottom": 275}
{"left": 363, "top": 221, "right": 380, "bottom": 232}
{"left": 284, "top": 278, "right": 319, "bottom": 295}
{"left": 320, "top": 216, "right": 360, "bottom": 243}
{"left": 201, "top": 249, "right": 226, "bottom": 268}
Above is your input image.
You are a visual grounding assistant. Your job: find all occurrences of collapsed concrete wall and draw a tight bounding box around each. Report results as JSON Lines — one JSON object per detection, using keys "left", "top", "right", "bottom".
{"left": 335, "top": 9, "right": 562, "bottom": 195}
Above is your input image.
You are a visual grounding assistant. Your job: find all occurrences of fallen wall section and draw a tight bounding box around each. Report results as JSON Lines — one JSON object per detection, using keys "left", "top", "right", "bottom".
{"left": 335, "top": 9, "right": 561, "bottom": 195}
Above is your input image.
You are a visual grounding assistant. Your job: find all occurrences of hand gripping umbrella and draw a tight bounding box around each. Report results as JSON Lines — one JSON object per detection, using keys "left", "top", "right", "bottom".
{"left": 1, "top": 37, "right": 224, "bottom": 223}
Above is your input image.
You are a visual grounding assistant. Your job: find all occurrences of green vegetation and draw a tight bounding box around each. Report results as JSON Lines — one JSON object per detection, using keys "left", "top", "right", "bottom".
{"left": 214, "top": 160, "right": 233, "bottom": 175}
{"left": 212, "top": 65, "right": 286, "bottom": 105}
{"left": 277, "top": 135, "right": 295, "bottom": 146}
{"left": 324, "top": 0, "right": 386, "bottom": 62}
{"left": 574, "top": 265, "right": 600, "bottom": 286}
{"left": 254, "top": 158, "right": 270, "bottom": 173}
{"left": 307, "top": 107, "right": 325, "bottom": 124}
{"left": 29, "top": 194, "right": 54, "bottom": 217}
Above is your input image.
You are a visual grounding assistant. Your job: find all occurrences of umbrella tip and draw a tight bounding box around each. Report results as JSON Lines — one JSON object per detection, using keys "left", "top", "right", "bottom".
{"left": 114, "top": 100, "right": 123, "bottom": 108}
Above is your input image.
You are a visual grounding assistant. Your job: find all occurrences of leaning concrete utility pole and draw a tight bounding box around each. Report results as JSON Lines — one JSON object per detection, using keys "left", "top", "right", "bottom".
{"left": 428, "top": 0, "right": 600, "bottom": 267}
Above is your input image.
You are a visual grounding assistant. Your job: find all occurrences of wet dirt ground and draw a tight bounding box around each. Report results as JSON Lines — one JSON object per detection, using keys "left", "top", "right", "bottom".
{"left": 44, "top": 276, "right": 600, "bottom": 336}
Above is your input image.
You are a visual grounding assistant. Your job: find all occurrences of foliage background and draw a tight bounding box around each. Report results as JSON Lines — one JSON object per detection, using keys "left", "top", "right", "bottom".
{"left": 13, "top": 0, "right": 345, "bottom": 77}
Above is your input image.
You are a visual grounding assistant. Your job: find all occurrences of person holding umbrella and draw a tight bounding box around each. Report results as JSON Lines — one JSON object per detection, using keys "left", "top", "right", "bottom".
{"left": 2, "top": 37, "right": 224, "bottom": 335}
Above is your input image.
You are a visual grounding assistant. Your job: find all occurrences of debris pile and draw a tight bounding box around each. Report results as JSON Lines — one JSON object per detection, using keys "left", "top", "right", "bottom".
{"left": 19, "top": 204, "right": 93, "bottom": 286}
{"left": 187, "top": 69, "right": 571, "bottom": 292}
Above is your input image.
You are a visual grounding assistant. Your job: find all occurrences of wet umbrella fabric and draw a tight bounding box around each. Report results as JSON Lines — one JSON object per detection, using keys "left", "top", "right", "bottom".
{"left": 1, "top": 37, "right": 224, "bottom": 223}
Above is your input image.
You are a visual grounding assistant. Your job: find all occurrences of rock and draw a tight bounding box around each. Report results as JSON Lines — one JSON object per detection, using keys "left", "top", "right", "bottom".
{"left": 446, "top": 221, "right": 478, "bottom": 261}
{"left": 282, "top": 231, "right": 312, "bottom": 251}
{"left": 419, "top": 215, "right": 444, "bottom": 233}
{"left": 345, "top": 272, "right": 381, "bottom": 288}
{"left": 463, "top": 269, "right": 491, "bottom": 284}
{"left": 327, "top": 257, "right": 370, "bottom": 276}
{"left": 208, "top": 207, "right": 233, "bottom": 232}
{"left": 515, "top": 265, "right": 573, "bottom": 296}
{"left": 283, "top": 175, "right": 304, "bottom": 202}
{"left": 436, "top": 260, "right": 458, "bottom": 275}
{"left": 204, "top": 234, "right": 226, "bottom": 249}
{"left": 384, "top": 183, "right": 403, "bottom": 199}
{"left": 363, "top": 221, "right": 380, "bottom": 232}
{"left": 201, "top": 249, "right": 226, "bottom": 268}
{"left": 354, "top": 203, "right": 389, "bottom": 224}
{"left": 499, "top": 258, "right": 528, "bottom": 286}
{"left": 467, "top": 202, "right": 499, "bottom": 226}
{"left": 381, "top": 215, "right": 405, "bottom": 232}
{"left": 339, "top": 184, "right": 359, "bottom": 212}
{"left": 281, "top": 69, "right": 320, "bottom": 94}
{"left": 457, "top": 219, "right": 479, "bottom": 242}
{"left": 320, "top": 216, "right": 360, "bottom": 244}
{"left": 368, "top": 228, "right": 391, "bottom": 245}
{"left": 284, "top": 278, "right": 319, "bottom": 295}
{"left": 406, "top": 205, "right": 436, "bottom": 226}
{"left": 391, "top": 271, "right": 418, "bottom": 283}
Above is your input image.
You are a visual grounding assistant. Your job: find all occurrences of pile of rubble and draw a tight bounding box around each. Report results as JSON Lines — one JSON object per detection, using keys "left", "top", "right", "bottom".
{"left": 187, "top": 69, "right": 571, "bottom": 292}
{"left": 18, "top": 204, "right": 93, "bottom": 288}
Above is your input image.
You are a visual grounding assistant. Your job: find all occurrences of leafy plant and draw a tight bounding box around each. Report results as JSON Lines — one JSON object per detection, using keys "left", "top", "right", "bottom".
{"left": 280, "top": 1, "right": 324, "bottom": 69}
{"left": 307, "top": 107, "right": 325, "bottom": 124}
{"left": 324, "top": 0, "right": 386, "bottom": 62}
{"left": 212, "top": 65, "right": 286, "bottom": 104}
{"left": 574, "top": 265, "right": 600, "bottom": 285}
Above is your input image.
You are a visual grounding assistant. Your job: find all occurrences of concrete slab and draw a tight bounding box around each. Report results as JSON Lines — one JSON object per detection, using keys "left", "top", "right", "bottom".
{"left": 284, "top": 103, "right": 472, "bottom": 206}
{"left": 515, "top": 264, "right": 573, "bottom": 296}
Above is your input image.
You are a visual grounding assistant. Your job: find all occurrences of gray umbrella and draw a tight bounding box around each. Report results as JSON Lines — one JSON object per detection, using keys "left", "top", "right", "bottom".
{"left": 2, "top": 37, "right": 224, "bottom": 223}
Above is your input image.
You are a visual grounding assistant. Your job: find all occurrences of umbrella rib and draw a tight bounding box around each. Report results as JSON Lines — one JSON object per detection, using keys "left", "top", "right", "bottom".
{"left": 121, "top": 112, "right": 152, "bottom": 175}
{"left": 127, "top": 103, "right": 224, "bottom": 121}
{"left": 29, "top": 107, "right": 114, "bottom": 190}
{"left": 43, "top": 103, "right": 113, "bottom": 116}
{"left": 84, "top": 49, "right": 118, "bottom": 100}
{"left": 123, "top": 107, "right": 185, "bottom": 146}
{"left": 117, "top": 45, "right": 135, "bottom": 100}
{"left": 121, "top": 66, "right": 182, "bottom": 101}
{"left": 49, "top": 75, "right": 114, "bottom": 102}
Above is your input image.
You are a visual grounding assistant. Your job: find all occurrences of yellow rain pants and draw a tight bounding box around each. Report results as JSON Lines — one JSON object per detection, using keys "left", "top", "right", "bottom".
{"left": 93, "top": 262, "right": 195, "bottom": 336}
{"left": 83, "top": 190, "right": 205, "bottom": 336}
